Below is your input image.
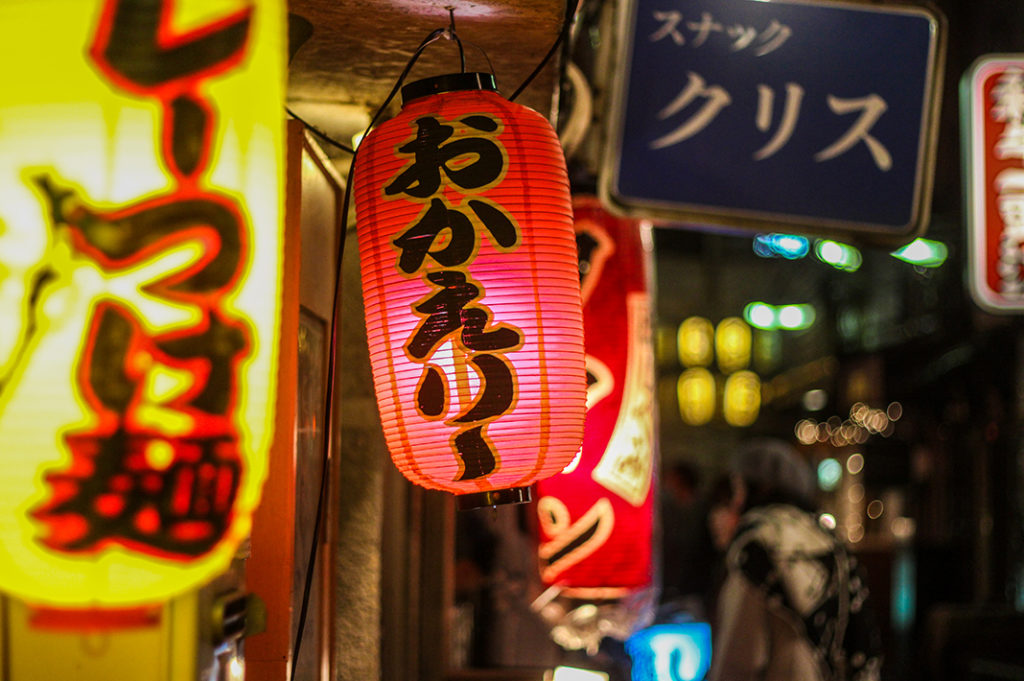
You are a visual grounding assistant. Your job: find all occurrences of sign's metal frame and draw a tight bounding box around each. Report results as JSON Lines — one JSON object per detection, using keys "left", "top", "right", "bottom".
{"left": 599, "top": 0, "right": 947, "bottom": 247}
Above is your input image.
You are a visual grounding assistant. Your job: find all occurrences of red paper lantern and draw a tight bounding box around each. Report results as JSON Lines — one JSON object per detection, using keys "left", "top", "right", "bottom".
{"left": 535, "top": 196, "right": 655, "bottom": 595}
{"left": 353, "top": 73, "right": 586, "bottom": 506}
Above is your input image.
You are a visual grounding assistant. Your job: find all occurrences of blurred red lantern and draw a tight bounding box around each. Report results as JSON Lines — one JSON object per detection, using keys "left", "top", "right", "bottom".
{"left": 535, "top": 196, "right": 655, "bottom": 595}
{"left": 353, "top": 73, "right": 586, "bottom": 506}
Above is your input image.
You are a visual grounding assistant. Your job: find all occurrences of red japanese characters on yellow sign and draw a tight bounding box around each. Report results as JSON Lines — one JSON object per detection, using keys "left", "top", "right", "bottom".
{"left": 0, "top": 0, "right": 286, "bottom": 606}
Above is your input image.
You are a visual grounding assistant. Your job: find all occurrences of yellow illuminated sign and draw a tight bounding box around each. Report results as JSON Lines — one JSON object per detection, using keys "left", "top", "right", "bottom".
{"left": 675, "top": 317, "right": 762, "bottom": 428}
{"left": 723, "top": 371, "right": 762, "bottom": 427}
{"left": 677, "top": 316, "right": 714, "bottom": 368}
{"left": 715, "top": 317, "right": 751, "bottom": 374}
{"left": 0, "top": 0, "right": 285, "bottom": 605}
{"left": 677, "top": 368, "right": 716, "bottom": 426}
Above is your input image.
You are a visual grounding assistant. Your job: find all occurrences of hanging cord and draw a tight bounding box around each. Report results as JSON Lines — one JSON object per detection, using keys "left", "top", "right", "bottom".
{"left": 464, "top": 38, "right": 497, "bottom": 80}
{"left": 284, "top": 26, "right": 450, "bottom": 157}
{"left": 284, "top": 105, "right": 356, "bottom": 155}
{"left": 288, "top": 27, "right": 446, "bottom": 681}
{"left": 446, "top": 7, "right": 466, "bottom": 72}
{"left": 510, "top": 0, "right": 580, "bottom": 102}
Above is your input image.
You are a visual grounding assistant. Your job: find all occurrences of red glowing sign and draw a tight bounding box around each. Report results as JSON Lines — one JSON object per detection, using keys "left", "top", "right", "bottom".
{"left": 535, "top": 197, "right": 655, "bottom": 595}
{"left": 964, "top": 55, "right": 1024, "bottom": 313}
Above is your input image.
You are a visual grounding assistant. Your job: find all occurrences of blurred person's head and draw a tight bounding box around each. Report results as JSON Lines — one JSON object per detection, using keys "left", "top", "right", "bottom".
{"left": 730, "top": 437, "right": 816, "bottom": 512}
{"left": 707, "top": 439, "right": 816, "bottom": 550}
{"left": 706, "top": 474, "right": 741, "bottom": 552}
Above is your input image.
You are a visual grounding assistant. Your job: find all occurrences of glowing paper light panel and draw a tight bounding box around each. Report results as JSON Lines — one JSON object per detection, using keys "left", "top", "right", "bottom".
{"left": 535, "top": 197, "right": 655, "bottom": 594}
{"left": 963, "top": 56, "right": 1024, "bottom": 311}
{"left": 626, "top": 623, "right": 712, "bottom": 681}
{"left": 0, "top": 0, "right": 286, "bottom": 605}
{"left": 353, "top": 74, "right": 586, "bottom": 499}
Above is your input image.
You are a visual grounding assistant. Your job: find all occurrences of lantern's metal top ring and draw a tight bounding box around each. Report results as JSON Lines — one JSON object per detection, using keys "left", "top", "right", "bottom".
{"left": 456, "top": 485, "right": 532, "bottom": 511}
{"left": 401, "top": 72, "right": 498, "bottom": 104}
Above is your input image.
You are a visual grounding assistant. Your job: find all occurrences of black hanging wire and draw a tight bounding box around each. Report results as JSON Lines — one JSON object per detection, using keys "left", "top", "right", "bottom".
{"left": 284, "top": 105, "right": 356, "bottom": 155}
{"left": 288, "top": 26, "right": 446, "bottom": 681}
{"left": 464, "top": 37, "right": 497, "bottom": 79}
{"left": 288, "top": 3, "right": 581, "bottom": 674}
{"left": 510, "top": 0, "right": 581, "bottom": 102}
{"left": 447, "top": 7, "right": 466, "bottom": 73}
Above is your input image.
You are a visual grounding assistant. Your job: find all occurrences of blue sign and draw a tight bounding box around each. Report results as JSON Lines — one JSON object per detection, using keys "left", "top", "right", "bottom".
{"left": 625, "top": 622, "right": 712, "bottom": 681}
{"left": 599, "top": 0, "right": 945, "bottom": 243}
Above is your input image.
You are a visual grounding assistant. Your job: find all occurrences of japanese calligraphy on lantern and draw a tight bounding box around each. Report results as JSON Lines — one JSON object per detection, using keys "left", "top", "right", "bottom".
{"left": 0, "top": 0, "right": 285, "bottom": 606}
{"left": 962, "top": 55, "right": 1024, "bottom": 313}
{"left": 601, "top": 0, "right": 945, "bottom": 243}
{"left": 386, "top": 113, "right": 523, "bottom": 481}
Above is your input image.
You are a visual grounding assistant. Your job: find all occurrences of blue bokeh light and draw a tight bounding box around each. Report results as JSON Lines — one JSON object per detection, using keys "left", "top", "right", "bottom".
{"left": 626, "top": 623, "right": 712, "bottom": 681}
{"left": 753, "top": 233, "right": 810, "bottom": 259}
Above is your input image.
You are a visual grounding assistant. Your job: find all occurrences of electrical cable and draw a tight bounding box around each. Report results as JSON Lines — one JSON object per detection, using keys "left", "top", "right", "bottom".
{"left": 509, "top": 0, "right": 580, "bottom": 102}
{"left": 285, "top": 106, "right": 355, "bottom": 155}
{"left": 288, "top": 26, "right": 446, "bottom": 681}
{"left": 464, "top": 38, "right": 497, "bottom": 80}
{"left": 446, "top": 8, "right": 466, "bottom": 73}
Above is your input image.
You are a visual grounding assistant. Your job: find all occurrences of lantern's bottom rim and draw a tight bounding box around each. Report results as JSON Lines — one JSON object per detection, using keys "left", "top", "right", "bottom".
{"left": 456, "top": 486, "right": 532, "bottom": 510}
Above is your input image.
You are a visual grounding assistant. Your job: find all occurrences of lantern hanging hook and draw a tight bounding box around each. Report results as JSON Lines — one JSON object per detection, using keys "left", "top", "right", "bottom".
{"left": 443, "top": 7, "right": 466, "bottom": 73}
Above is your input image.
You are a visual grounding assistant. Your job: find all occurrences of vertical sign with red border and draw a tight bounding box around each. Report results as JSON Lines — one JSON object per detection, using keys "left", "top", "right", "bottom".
{"left": 963, "top": 55, "right": 1024, "bottom": 313}
{"left": 0, "top": 0, "right": 285, "bottom": 607}
{"left": 535, "top": 197, "right": 655, "bottom": 597}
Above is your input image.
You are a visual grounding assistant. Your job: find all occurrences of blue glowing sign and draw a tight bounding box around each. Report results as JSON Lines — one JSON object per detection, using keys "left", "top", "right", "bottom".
{"left": 625, "top": 623, "right": 712, "bottom": 681}
{"left": 753, "top": 233, "right": 809, "bottom": 259}
{"left": 600, "top": 0, "right": 945, "bottom": 244}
